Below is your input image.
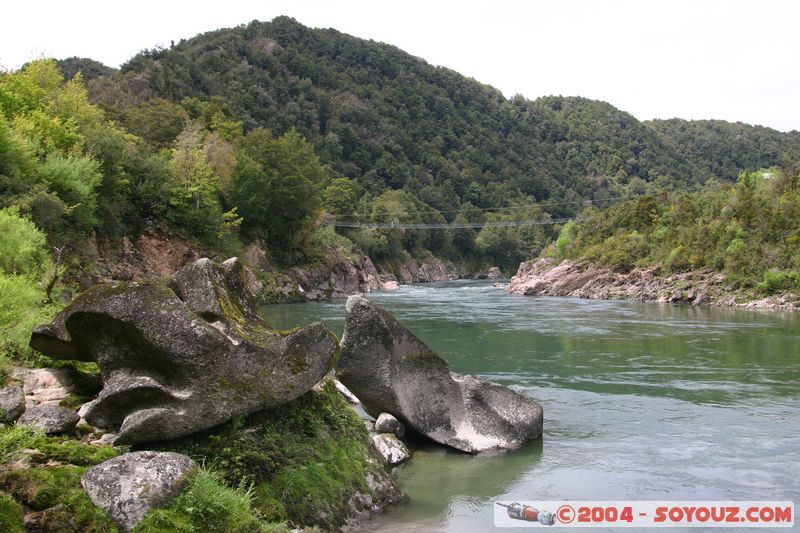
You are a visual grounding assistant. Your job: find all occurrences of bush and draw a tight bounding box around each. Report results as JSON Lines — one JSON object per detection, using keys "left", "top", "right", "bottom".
{"left": 0, "top": 207, "right": 51, "bottom": 276}
{"left": 0, "top": 273, "right": 62, "bottom": 370}
{"left": 758, "top": 270, "right": 800, "bottom": 295}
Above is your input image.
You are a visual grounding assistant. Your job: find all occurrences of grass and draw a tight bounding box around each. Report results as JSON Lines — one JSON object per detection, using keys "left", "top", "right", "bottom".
{"left": 145, "top": 381, "right": 385, "bottom": 530}
{"left": 135, "top": 467, "right": 288, "bottom": 533}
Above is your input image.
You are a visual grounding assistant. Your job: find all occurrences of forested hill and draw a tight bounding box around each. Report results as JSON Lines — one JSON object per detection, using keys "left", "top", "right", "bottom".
{"left": 76, "top": 16, "right": 798, "bottom": 215}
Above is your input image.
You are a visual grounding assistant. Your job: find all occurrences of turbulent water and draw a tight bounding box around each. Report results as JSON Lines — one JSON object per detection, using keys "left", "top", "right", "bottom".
{"left": 261, "top": 281, "right": 800, "bottom": 532}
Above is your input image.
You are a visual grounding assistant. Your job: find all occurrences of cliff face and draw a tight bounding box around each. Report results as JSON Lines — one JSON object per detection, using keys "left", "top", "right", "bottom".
{"left": 89, "top": 226, "right": 498, "bottom": 304}
{"left": 507, "top": 258, "right": 799, "bottom": 311}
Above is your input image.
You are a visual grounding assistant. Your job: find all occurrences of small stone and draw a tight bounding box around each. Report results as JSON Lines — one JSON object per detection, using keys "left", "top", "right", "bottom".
{"left": 371, "top": 433, "right": 410, "bottom": 466}
{"left": 0, "top": 386, "right": 25, "bottom": 422}
{"left": 374, "top": 413, "right": 405, "bottom": 438}
{"left": 81, "top": 451, "right": 198, "bottom": 532}
{"left": 18, "top": 404, "right": 79, "bottom": 434}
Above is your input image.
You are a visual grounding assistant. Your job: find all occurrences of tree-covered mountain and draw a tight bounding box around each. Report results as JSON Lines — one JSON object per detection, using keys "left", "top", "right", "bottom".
{"left": 85, "top": 16, "right": 798, "bottom": 215}
{"left": 647, "top": 118, "right": 800, "bottom": 182}
{"left": 3, "top": 15, "right": 799, "bottom": 289}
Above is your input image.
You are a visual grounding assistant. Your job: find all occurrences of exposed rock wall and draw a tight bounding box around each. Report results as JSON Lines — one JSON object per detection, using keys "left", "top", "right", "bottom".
{"left": 507, "top": 258, "right": 799, "bottom": 311}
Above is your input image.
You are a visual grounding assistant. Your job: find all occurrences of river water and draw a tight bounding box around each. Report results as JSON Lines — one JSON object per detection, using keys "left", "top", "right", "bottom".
{"left": 261, "top": 280, "right": 800, "bottom": 532}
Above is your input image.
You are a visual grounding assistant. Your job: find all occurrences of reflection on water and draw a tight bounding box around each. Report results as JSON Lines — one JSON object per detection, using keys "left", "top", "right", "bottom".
{"left": 262, "top": 281, "right": 800, "bottom": 532}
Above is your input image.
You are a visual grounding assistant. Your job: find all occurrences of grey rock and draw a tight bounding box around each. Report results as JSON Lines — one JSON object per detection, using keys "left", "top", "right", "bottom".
{"left": 374, "top": 412, "right": 405, "bottom": 438}
{"left": 18, "top": 404, "right": 79, "bottom": 434}
{"left": 371, "top": 433, "right": 410, "bottom": 465}
{"left": 0, "top": 386, "right": 25, "bottom": 422}
{"left": 12, "top": 367, "right": 75, "bottom": 408}
{"left": 30, "top": 257, "right": 338, "bottom": 445}
{"left": 338, "top": 296, "right": 543, "bottom": 453}
{"left": 81, "top": 451, "right": 198, "bottom": 532}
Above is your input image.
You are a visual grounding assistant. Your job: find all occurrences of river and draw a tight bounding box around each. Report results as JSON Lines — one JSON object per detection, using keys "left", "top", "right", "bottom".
{"left": 261, "top": 280, "right": 800, "bottom": 532}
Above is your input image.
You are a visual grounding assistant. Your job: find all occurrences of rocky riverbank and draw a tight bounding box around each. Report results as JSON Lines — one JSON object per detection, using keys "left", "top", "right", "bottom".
{"left": 507, "top": 258, "right": 799, "bottom": 311}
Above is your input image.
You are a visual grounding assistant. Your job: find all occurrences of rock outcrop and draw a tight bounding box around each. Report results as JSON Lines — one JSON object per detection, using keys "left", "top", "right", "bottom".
{"left": 18, "top": 404, "right": 79, "bottom": 434}
{"left": 507, "top": 258, "right": 799, "bottom": 310}
{"left": 383, "top": 253, "right": 462, "bottom": 284}
{"left": 0, "top": 386, "right": 25, "bottom": 423}
{"left": 371, "top": 433, "right": 410, "bottom": 466}
{"left": 338, "top": 296, "right": 543, "bottom": 453}
{"left": 11, "top": 367, "right": 75, "bottom": 408}
{"left": 81, "top": 451, "right": 198, "bottom": 532}
{"left": 30, "top": 257, "right": 339, "bottom": 445}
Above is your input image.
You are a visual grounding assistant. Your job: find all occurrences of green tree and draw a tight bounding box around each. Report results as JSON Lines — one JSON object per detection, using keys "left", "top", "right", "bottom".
{"left": 231, "top": 129, "right": 326, "bottom": 250}
{"left": 323, "top": 177, "right": 360, "bottom": 219}
{"left": 0, "top": 207, "right": 51, "bottom": 276}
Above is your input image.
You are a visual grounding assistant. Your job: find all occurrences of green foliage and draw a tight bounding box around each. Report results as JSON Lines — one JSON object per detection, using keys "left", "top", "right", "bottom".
{"left": 0, "top": 207, "right": 51, "bottom": 276}
{"left": 551, "top": 171, "right": 800, "bottom": 287}
{"left": 323, "top": 177, "right": 360, "bottom": 218}
{"left": 38, "top": 153, "right": 102, "bottom": 233}
{"left": 0, "top": 424, "right": 118, "bottom": 465}
{"left": 758, "top": 271, "right": 800, "bottom": 295}
{"left": 0, "top": 273, "right": 61, "bottom": 366}
{"left": 231, "top": 128, "right": 327, "bottom": 252}
{"left": 0, "top": 491, "right": 24, "bottom": 533}
{"left": 136, "top": 468, "right": 284, "bottom": 533}
{"left": 553, "top": 220, "right": 577, "bottom": 260}
{"left": 0, "top": 425, "right": 41, "bottom": 462}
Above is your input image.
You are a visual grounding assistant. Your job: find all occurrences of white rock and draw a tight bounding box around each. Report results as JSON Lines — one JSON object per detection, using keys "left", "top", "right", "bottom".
{"left": 371, "top": 433, "right": 410, "bottom": 466}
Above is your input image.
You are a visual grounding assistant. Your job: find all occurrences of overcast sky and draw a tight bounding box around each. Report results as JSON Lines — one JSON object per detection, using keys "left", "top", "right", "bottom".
{"left": 3, "top": 0, "right": 799, "bottom": 131}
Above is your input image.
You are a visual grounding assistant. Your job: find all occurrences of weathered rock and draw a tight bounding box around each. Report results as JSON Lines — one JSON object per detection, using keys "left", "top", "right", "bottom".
{"left": 81, "top": 451, "right": 198, "bottom": 532}
{"left": 381, "top": 280, "right": 400, "bottom": 290}
{"left": 11, "top": 367, "right": 76, "bottom": 407}
{"left": 390, "top": 254, "right": 460, "bottom": 284}
{"left": 374, "top": 412, "right": 405, "bottom": 438}
{"left": 0, "top": 386, "right": 25, "bottom": 422}
{"left": 338, "top": 296, "right": 543, "bottom": 453}
{"left": 18, "top": 404, "right": 79, "bottom": 434}
{"left": 475, "top": 266, "right": 504, "bottom": 280}
{"left": 30, "top": 257, "right": 339, "bottom": 445}
{"left": 282, "top": 248, "right": 382, "bottom": 301}
{"left": 371, "top": 433, "right": 411, "bottom": 465}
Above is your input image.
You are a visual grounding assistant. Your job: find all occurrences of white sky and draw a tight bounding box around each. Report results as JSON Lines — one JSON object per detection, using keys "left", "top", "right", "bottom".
{"left": 3, "top": 0, "right": 799, "bottom": 131}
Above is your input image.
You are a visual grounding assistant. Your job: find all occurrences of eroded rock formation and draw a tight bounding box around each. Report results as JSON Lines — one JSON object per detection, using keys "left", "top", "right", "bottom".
{"left": 337, "top": 296, "right": 543, "bottom": 453}
{"left": 30, "top": 257, "right": 338, "bottom": 445}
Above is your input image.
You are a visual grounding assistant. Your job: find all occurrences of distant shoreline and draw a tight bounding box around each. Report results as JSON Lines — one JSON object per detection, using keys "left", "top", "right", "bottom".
{"left": 506, "top": 258, "right": 799, "bottom": 312}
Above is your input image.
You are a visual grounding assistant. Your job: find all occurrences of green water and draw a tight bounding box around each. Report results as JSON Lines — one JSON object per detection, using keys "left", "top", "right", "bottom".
{"left": 262, "top": 281, "right": 800, "bottom": 532}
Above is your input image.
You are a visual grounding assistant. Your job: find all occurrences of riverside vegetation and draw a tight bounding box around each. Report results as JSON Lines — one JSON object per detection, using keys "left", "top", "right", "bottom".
{"left": 1, "top": 14, "right": 799, "bottom": 532}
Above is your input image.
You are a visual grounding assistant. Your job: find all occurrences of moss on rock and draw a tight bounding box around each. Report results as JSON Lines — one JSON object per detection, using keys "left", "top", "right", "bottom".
{"left": 144, "top": 381, "right": 397, "bottom": 530}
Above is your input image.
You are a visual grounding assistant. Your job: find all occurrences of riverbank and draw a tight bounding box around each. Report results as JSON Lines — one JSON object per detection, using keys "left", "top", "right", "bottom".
{"left": 507, "top": 258, "right": 799, "bottom": 311}
{"left": 90, "top": 224, "right": 501, "bottom": 304}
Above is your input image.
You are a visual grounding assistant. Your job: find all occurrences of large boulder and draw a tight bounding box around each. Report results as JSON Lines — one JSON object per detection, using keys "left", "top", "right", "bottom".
{"left": 18, "top": 404, "right": 79, "bottom": 434}
{"left": 81, "top": 451, "right": 198, "bottom": 532}
{"left": 30, "top": 257, "right": 338, "bottom": 445}
{"left": 337, "top": 296, "right": 543, "bottom": 453}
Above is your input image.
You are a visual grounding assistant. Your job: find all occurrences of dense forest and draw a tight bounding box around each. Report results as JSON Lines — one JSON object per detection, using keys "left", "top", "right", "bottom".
{"left": 547, "top": 164, "right": 800, "bottom": 292}
{"left": 1, "top": 16, "right": 799, "bottom": 369}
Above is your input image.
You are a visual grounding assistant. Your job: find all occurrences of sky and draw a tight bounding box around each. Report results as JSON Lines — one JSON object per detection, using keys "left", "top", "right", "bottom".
{"left": 3, "top": 0, "right": 799, "bottom": 132}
